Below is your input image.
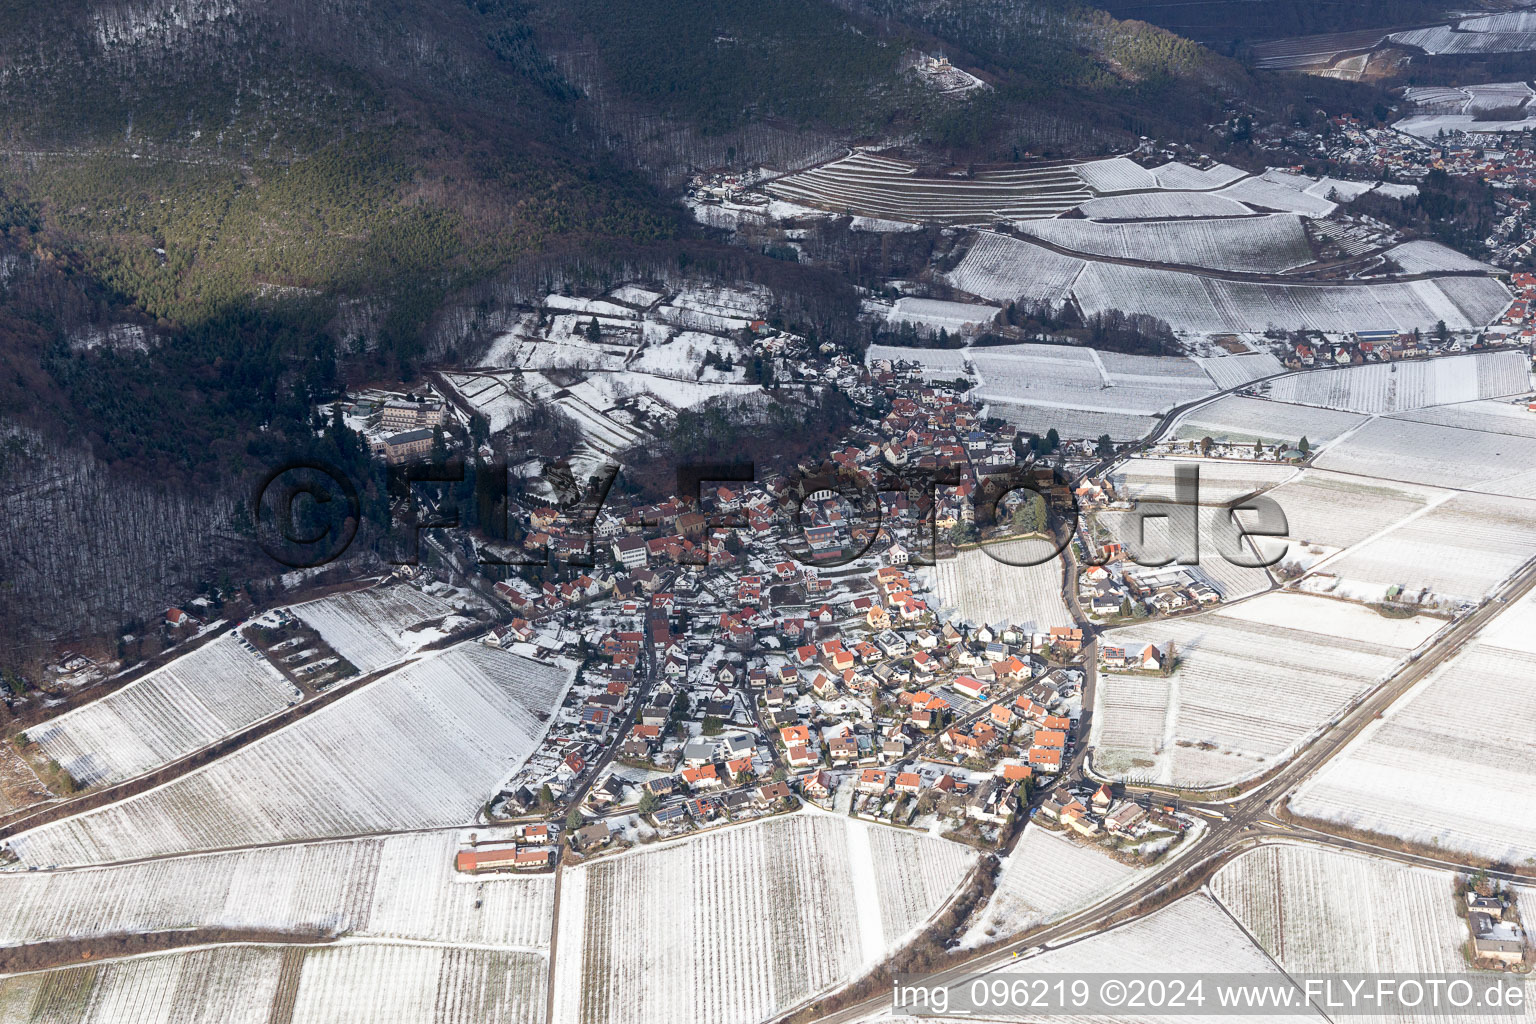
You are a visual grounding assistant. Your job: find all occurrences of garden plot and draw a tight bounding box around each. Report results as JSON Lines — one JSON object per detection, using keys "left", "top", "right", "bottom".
{"left": 1171, "top": 395, "right": 1366, "bottom": 446}
{"left": 1069, "top": 157, "right": 1157, "bottom": 192}
{"left": 0, "top": 830, "right": 553, "bottom": 950}
{"left": 0, "top": 944, "right": 286, "bottom": 1024}
{"left": 23, "top": 635, "right": 300, "bottom": 789}
{"left": 942, "top": 232, "right": 1085, "bottom": 307}
{"left": 1211, "top": 845, "right": 1472, "bottom": 976}
{"left": 1384, "top": 239, "right": 1498, "bottom": 274}
{"left": 6, "top": 644, "right": 574, "bottom": 867}
{"left": 549, "top": 813, "right": 974, "bottom": 1024}
{"left": 1268, "top": 351, "right": 1530, "bottom": 415}
{"left": 1093, "top": 593, "right": 1440, "bottom": 788}
{"left": 924, "top": 542, "right": 1072, "bottom": 631}
{"left": 1149, "top": 161, "right": 1246, "bottom": 190}
{"left": 962, "top": 825, "right": 1141, "bottom": 947}
{"left": 762, "top": 152, "right": 1091, "bottom": 224}
{"left": 887, "top": 297, "right": 1000, "bottom": 333}
{"left": 1313, "top": 415, "right": 1536, "bottom": 495}
{"left": 1290, "top": 595, "right": 1536, "bottom": 863}
{"left": 1318, "top": 491, "right": 1536, "bottom": 605}
{"left": 1193, "top": 351, "right": 1286, "bottom": 390}
{"left": 1016, "top": 215, "right": 1314, "bottom": 273}
{"left": 1072, "top": 263, "right": 1512, "bottom": 335}
{"left": 290, "top": 585, "right": 457, "bottom": 674}
{"left": 1078, "top": 191, "right": 1255, "bottom": 220}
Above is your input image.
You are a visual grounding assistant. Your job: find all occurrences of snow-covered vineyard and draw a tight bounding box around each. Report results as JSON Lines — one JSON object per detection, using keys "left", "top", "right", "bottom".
{"left": 924, "top": 542, "right": 1073, "bottom": 633}
{"left": 962, "top": 826, "right": 1141, "bottom": 947}
{"left": 22, "top": 636, "right": 300, "bottom": 788}
{"left": 1264, "top": 350, "right": 1531, "bottom": 414}
{"left": 1014, "top": 214, "right": 1315, "bottom": 274}
{"left": 764, "top": 152, "right": 1092, "bottom": 224}
{"left": 0, "top": 942, "right": 547, "bottom": 1024}
{"left": 290, "top": 586, "right": 459, "bottom": 674}
{"left": 0, "top": 830, "right": 553, "bottom": 950}
{"left": 1093, "top": 592, "right": 1443, "bottom": 788}
{"left": 1290, "top": 588, "right": 1536, "bottom": 862}
{"left": 550, "top": 814, "right": 974, "bottom": 1024}
{"left": 5, "top": 645, "right": 574, "bottom": 868}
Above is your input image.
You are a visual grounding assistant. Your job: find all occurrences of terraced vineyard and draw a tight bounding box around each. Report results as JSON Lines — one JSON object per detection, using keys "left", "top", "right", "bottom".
{"left": 23, "top": 636, "right": 300, "bottom": 788}
{"left": 763, "top": 152, "right": 1090, "bottom": 224}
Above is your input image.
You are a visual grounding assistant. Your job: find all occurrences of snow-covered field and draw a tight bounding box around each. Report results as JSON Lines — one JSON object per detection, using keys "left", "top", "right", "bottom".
{"left": 763, "top": 152, "right": 1091, "bottom": 224}
{"left": 1078, "top": 191, "right": 1255, "bottom": 220}
{"left": 1290, "top": 589, "right": 1536, "bottom": 863}
{"left": 6, "top": 644, "right": 573, "bottom": 867}
{"left": 1211, "top": 845, "right": 1474, "bottom": 975}
{"left": 1389, "top": 11, "right": 1536, "bottom": 54}
{"left": 1016, "top": 215, "right": 1314, "bottom": 273}
{"left": 1193, "top": 351, "right": 1286, "bottom": 390}
{"left": 962, "top": 826, "right": 1140, "bottom": 946}
{"left": 1318, "top": 491, "right": 1536, "bottom": 605}
{"left": 1107, "top": 457, "right": 1299, "bottom": 504}
{"left": 1266, "top": 351, "right": 1530, "bottom": 415}
{"left": 550, "top": 813, "right": 974, "bottom": 1024}
{"left": 0, "top": 943, "right": 547, "bottom": 1024}
{"left": 1094, "top": 593, "right": 1440, "bottom": 787}
{"left": 290, "top": 585, "right": 458, "bottom": 673}
{"left": 1149, "top": 161, "right": 1246, "bottom": 190}
{"left": 1214, "top": 175, "right": 1338, "bottom": 217}
{"left": 945, "top": 895, "right": 1321, "bottom": 1024}
{"left": 1073, "top": 263, "right": 1512, "bottom": 335}
{"left": 0, "top": 830, "right": 553, "bottom": 949}
{"left": 1251, "top": 469, "right": 1443, "bottom": 553}
{"left": 1405, "top": 80, "right": 1534, "bottom": 114}
{"left": 943, "top": 232, "right": 1085, "bottom": 307}
{"left": 925, "top": 541, "right": 1073, "bottom": 631}
{"left": 1404, "top": 398, "right": 1536, "bottom": 439}
{"left": 23, "top": 635, "right": 300, "bottom": 788}
{"left": 970, "top": 345, "right": 1215, "bottom": 420}
{"left": 1070, "top": 157, "right": 1156, "bottom": 192}
{"left": 887, "top": 296, "right": 1000, "bottom": 333}
{"left": 1171, "top": 395, "right": 1367, "bottom": 446}
{"left": 984, "top": 403, "right": 1160, "bottom": 441}
{"left": 1314, "top": 414, "right": 1536, "bottom": 498}
{"left": 1385, "top": 239, "right": 1497, "bottom": 274}
{"left": 865, "top": 344, "right": 970, "bottom": 378}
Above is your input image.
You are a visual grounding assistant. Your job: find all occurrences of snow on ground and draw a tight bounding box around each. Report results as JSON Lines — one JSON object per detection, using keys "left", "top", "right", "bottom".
{"left": 928, "top": 895, "right": 1322, "bottom": 1024}
{"left": 943, "top": 232, "right": 1085, "bottom": 308}
{"left": 6, "top": 644, "right": 574, "bottom": 867}
{"left": 1078, "top": 191, "right": 1256, "bottom": 220}
{"left": 924, "top": 540, "right": 1073, "bottom": 632}
{"left": 1396, "top": 113, "right": 1536, "bottom": 137}
{"left": 984, "top": 403, "right": 1161, "bottom": 441}
{"left": 0, "top": 830, "right": 553, "bottom": 949}
{"left": 1315, "top": 415, "right": 1536, "bottom": 497}
{"left": 865, "top": 343, "right": 970, "bottom": 379}
{"left": 0, "top": 942, "right": 547, "bottom": 1024}
{"left": 1072, "top": 263, "right": 1512, "bottom": 335}
{"left": 1214, "top": 175, "right": 1338, "bottom": 216}
{"left": 1290, "top": 587, "right": 1536, "bottom": 864}
{"left": 1015, "top": 215, "right": 1314, "bottom": 273}
{"left": 549, "top": 813, "right": 974, "bottom": 1024}
{"left": 1211, "top": 844, "right": 1475, "bottom": 980}
{"left": 1405, "top": 80, "right": 1534, "bottom": 114}
{"left": 970, "top": 345, "right": 1215, "bottom": 420}
{"left": 1108, "top": 456, "right": 1299, "bottom": 503}
{"left": 1266, "top": 351, "right": 1531, "bottom": 415}
{"left": 961, "top": 825, "right": 1140, "bottom": 947}
{"left": 1171, "top": 395, "right": 1367, "bottom": 446}
{"left": 1384, "top": 239, "right": 1498, "bottom": 274}
{"left": 23, "top": 635, "right": 300, "bottom": 788}
{"left": 1403, "top": 398, "right": 1536, "bottom": 439}
{"left": 1070, "top": 157, "right": 1157, "bottom": 193}
{"left": 888, "top": 296, "right": 1000, "bottom": 333}
{"left": 1246, "top": 468, "right": 1444, "bottom": 555}
{"left": 1194, "top": 351, "right": 1289, "bottom": 390}
{"left": 607, "top": 284, "right": 665, "bottom": 308}
{"left": 1149, "top": 161, "right": 1246, "bottom": 190}
{"left": 290, "top": 585, "right": 458, "bottom": 673}
{"left": 1316, "top": 491, "right": 1536, "bottom": 606}
{"left": 1093, "top": 593, "right": 1439, "bottom": 788}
